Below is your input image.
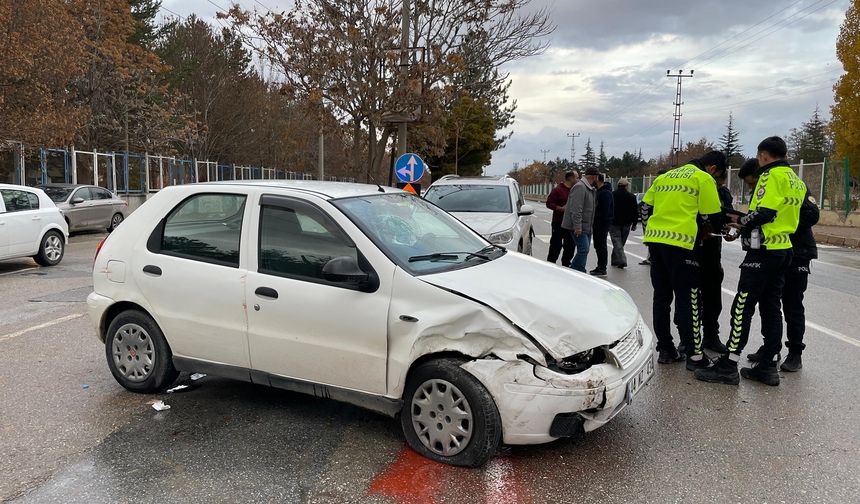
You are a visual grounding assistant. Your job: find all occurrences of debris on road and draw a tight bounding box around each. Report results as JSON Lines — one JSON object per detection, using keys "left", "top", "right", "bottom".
{"left": 151, "top": 400, "right": 171, "bottom": 411}
{"left": 190, "top": 373, "right": 206, "bottom": 381}
{"left": 166, "top": 384, "right": 189, "bottom": 393}
{"left": 82, "top": 384, "right": 89, "bottom": 390}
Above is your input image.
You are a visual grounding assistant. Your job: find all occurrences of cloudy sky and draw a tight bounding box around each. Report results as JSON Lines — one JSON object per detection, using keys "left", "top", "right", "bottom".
{"left": 162, "top": 0, "right": 850, "bottom": 174}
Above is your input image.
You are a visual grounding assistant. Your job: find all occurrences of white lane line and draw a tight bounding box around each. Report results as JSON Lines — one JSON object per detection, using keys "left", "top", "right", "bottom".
{"left": 0, "top": 267, "right": 37, "bottom": 277}
{"left": 542, "top": 219, "right": 552, "bottom": 224}
{"left": 535, "top": 235, "right": 552, "bottom": 244}
{"left": 0, "top": 313, "right": 85, "bottom": 343}
{"left": 621, "top": 245, "right": 859, "bottom": 349}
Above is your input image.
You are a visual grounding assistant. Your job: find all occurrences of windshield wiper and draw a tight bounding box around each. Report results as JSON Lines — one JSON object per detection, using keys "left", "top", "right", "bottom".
{"left": 408, "top": 251, "right": 491, "bottom": 263}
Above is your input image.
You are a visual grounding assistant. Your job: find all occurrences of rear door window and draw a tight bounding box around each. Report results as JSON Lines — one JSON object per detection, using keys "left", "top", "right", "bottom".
{"left": 157, "top": 193, "right": 247, "bottom": 267}
{"left": 0, "top": 190, "right": 39, "bottom": 212}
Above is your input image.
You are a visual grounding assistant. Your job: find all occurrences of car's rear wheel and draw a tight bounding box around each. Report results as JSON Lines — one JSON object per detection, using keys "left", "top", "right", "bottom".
{"left": 34, "top": 231, "right": 64, "bottom": 266}
{"left": 105, "top": 310, "right": 178, "bottom": 393}
{"left": 400, "top": 359, "right": 501, "bottom": 467}
{"left": 108, "top": 213, "right": 123, "bottom": 232}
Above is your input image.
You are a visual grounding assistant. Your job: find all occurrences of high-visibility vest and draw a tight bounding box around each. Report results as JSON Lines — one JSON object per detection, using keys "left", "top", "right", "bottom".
{"left": 642, "top": 164, "right": 721, "bottom": 250}
{"left": 749, "top": 164, "right": 806, "bottom": 250}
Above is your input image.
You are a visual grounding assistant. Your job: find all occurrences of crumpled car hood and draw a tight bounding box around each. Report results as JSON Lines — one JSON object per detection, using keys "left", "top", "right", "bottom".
{"left": 420, "top": 253, "right": 640, "bottom": 359}
{"left": 450, "top": 212, "right": 517, "bottom": 236}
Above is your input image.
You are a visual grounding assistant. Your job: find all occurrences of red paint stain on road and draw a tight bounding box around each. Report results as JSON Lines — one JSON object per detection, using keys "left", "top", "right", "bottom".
{"left": 367, "top": 447, "right": 447, "bottom": 504}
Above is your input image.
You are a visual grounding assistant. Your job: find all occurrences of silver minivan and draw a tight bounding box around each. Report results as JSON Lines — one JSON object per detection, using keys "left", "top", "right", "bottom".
{"left": 40, "top": 184, "right": 128, "bottom": 233}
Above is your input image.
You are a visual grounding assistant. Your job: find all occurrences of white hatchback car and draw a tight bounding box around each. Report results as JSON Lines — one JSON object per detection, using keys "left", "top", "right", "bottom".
{"left": 88, "top": 181, "right": 655, "bottom": 467}
{"left": 423, "top": 175, "right": 535, "bottom": 254}
{"left": 0, "top": 184, "right": 69, "bottom": 266}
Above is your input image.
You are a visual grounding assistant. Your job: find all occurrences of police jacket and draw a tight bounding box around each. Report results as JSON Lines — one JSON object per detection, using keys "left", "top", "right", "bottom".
{"left": 791, "top": 189, "right": 819, "bottom": 260}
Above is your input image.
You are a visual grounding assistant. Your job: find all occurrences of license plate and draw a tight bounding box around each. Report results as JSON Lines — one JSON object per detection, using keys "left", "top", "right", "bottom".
{"left": 626, "top": 352, "right": 656, "bottom": 404}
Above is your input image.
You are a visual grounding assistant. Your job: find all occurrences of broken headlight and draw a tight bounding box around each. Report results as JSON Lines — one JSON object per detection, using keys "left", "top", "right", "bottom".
{"left": 551, "top": 348, "right": 605, "bottom": 374}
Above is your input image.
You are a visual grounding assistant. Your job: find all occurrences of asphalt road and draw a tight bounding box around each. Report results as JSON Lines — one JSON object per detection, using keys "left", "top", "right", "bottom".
{"left": 1, "top": 209, "right": 859, "bottom": 504}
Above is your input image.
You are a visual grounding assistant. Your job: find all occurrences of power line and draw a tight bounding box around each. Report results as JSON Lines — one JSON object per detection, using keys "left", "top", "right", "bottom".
{"left": 159, "top": 5, "right": 185, "bottom": 20}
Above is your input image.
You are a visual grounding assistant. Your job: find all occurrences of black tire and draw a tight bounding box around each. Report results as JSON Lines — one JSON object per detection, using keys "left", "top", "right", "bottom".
{"left": 400, "top": 359, "right": 501, "bottom": 467}
{"left": 33, "top": 230, "right": 64, "bottom": 266}
{"left": 108, "top": 212, "right": 124, "bottom": 232}
{"left": 105, "top": 310, "right": 179, "bottom": 393}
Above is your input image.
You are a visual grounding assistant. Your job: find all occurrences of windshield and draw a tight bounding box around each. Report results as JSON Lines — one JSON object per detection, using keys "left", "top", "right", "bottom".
{"left": 423, "top": 184, "right": 512, "bottom": 213}
{"left": 40, "top": 186, "right": 73, "bottom": 202}
{"left": 333, "top": 193, "right": 504, "bottom": 274}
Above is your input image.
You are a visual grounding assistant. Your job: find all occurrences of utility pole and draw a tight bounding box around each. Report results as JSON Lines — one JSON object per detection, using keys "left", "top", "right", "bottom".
{"left": 667, "top": 69, "right": 693, "bottom": 167}
{"left": 397, "top": 0, "right": 411, "bottom": 157}
{"left": 540, "top": 149, "right": 550, "bottom": 163}
{"left": 522, "top": 158, "right": 530, "bottom": 168}
{"left": 566, "top": 132, "right": 580, "bottom": 162}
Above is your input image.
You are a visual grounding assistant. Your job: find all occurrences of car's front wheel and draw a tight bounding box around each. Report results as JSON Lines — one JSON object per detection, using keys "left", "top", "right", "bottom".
{"left": 105, "top": 310, "right": 179, "bottom": 393}
{"left": 400, "top": 359, "right": 501, "bottom": 467}
{"left": 34, "top": 230, "right": 64, "bottom": 266}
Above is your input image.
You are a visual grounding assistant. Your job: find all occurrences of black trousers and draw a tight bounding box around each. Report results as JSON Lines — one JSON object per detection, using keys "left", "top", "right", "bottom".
{"left": 783, "top": 258, "right": 811, "bottom": 354}
{"left": 547, "top": 222, "right": 574, "bottom": 265}
{"left": 649, "top": 243, "right": 702, "bottom": 355}
{"left": 695, "top": 240, "right": 724, "bottom": 343}
{"left": 593, "top": 224, "right": 609, "bottom": 270}
{"left": 726, "top": 249, "right": 792, "bottom": 361}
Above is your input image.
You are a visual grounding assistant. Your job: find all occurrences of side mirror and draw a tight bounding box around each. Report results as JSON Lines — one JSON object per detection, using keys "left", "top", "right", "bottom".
{"left": 71, "top": 197, "right": 85, "bottom": 205}
{"left": 322, "top": 256, "right": 377, "bottom": 292}
{"left": 518, "top": 204, "right": 535, "bottom": 216}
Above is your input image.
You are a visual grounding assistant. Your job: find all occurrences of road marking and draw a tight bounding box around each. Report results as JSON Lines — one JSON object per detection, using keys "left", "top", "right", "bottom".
{"left": 535, "top": 234, "right": 552, "bottom": 244}
{"left": 542, "top": 219, "right": 552, "bottom": 224}
{"left": 0, "top": 313, "right": 85, "bottom": 343}
{"left": 0, "top": 267, "right": 37, "bottom": 277}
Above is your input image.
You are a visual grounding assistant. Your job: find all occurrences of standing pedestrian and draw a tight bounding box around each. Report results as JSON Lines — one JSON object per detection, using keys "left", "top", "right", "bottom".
{"left": 696, "top": 137, "right": 807, "bottom": 386}
{"left": 737, "top": 159, "right": 819, "bottom": 372}
{"left": 693, "top": 165, "right": 732, "bottom": 355}
{"left": 590, "top": 173, "right": 614, "bottom": 276}
{"left": 546, "top": 171, "right": 579, "bottom": 265}
{"left": 562, "top": 166, "right": 599, "bottom": 272}
{"left": 641, "top": 152, "right": 725, "bottom": 369}
{"left": 610, "top": 178, "right": 638, "bottom": 269}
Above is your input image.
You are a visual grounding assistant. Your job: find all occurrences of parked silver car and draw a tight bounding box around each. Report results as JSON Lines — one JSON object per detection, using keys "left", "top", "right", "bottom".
{"left": 39, "top": 184, "right": 128, "bottom": 233}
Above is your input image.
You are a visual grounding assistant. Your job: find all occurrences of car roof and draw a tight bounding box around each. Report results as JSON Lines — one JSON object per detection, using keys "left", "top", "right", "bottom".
{"left": 198, "top": 180, "right": 404, "bottom": 199}
{"left": 0, "top": 183, "right": 44, "bottom": 192}
{"left": 429, "top": 175, "right": 514, "bottom": 187}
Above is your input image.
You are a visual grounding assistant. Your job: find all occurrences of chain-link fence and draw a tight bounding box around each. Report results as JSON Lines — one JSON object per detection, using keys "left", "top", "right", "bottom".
{"left": 0, "top": 141, "right": 356, "bottom": 192}
{"left": 522, "top": 159, "right": 857, "bottom": 215}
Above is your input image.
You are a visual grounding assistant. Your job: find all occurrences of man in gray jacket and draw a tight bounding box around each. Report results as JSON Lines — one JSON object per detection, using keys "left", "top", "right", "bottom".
{"left": 561, "top": 166, "right": 599, "bottom": 272}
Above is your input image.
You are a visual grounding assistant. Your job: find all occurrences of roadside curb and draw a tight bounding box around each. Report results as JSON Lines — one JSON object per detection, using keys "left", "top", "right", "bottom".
{"left": 815, "top": 233, "right": 859, "bottom": 248}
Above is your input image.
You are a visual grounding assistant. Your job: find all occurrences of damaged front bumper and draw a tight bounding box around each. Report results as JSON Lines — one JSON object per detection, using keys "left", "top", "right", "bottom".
{"left": 461, "top": 323, "right": 656, "bottom": 445}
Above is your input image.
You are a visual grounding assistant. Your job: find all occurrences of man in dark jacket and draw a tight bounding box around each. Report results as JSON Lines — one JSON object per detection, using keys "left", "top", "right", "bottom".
{"left": 545, "top": 171, "right": 578, "bottom": 265}
{"left": 610, "top": 178, "right": 638, "bottom": 269}
{"left": 738, "top": 160, "right": 819, "bottom": 372}
{"left": 589, "top": 173, "right": 614, "bottom": 276}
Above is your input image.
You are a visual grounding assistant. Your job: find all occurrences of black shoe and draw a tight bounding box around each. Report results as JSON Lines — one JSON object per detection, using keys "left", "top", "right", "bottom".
{"left": 703, "top": 337, "right": 727, "bottom": 354}
{"left": 658, "top": 348, "right": 683, "bottom": 364}
{"left": 589, "top": 268, "right": 607, "bottom": 277}
{"left": 619, "top": 264, "right": 626, "bottom": 269}
{"left": 746, "top": 346, "right": 766, "bottom": 362}
{"left": 639, "top": 259, "right": 650, "bottom": 265}
{"left": 677, "top": 344, "right": 689, "bottom": 356}
{"left": 780, "top": 353, "right": 802, "bottom": 372}
{"left": 741, "top": 361, "right": 780, "bottom": 386}
{"left": 686, "top": 355, "right": 711, "bottom": 371}
{"left": 694, "top": 356, "right": 739, "bottom": 385}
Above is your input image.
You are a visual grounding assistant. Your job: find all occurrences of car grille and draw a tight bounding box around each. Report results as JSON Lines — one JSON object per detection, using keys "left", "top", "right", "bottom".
{"left": 609, "top": 327, "right": 642, "bottom": 369}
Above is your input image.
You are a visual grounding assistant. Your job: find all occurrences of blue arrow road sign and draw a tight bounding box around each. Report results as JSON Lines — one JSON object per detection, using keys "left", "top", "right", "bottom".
{"left": 395, "top": 153, "right": 425, "bottom": 183}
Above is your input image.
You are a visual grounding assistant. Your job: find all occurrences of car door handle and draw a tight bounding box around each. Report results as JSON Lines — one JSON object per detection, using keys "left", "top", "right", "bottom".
{"left": 254, "top": 287, "right": 279, "bottom": 300}
{"left": 32, "top": 216, "right": 41, "bottom": 221}
{"left": 142, "top": 265, "right": 162, "bottom": 276}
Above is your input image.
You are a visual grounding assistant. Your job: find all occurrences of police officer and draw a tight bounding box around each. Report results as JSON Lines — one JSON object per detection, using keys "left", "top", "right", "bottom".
{"left": 642, "top": 151, "right": 725, "bottom": 369}
{"left": 696, "top": 137, "right": 806, "bottom": 386}
{"left": 736, "top": 159, "right": 819, "bottom": 372}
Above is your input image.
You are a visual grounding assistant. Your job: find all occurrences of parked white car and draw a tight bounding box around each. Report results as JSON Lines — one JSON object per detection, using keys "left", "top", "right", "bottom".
{"left": 423, "top": 175, "right": 535, "bottom": 254}
{"left": 88, "top": 181, "right": 655, "bottom": 467}
{"left": 0, "top": 184, "right": 69, "bottom": 266}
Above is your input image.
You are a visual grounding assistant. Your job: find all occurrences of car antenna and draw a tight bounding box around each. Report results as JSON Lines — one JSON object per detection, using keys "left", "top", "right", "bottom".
{"left": 377, "top": 184, "right": 385, "bottom": 192}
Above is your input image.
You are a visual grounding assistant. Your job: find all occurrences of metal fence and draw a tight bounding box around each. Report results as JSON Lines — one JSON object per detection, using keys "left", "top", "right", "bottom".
{"left": 523, "top": 159, "right": 858, "bottom": 215}
{"left": 0, "top": 142, "right": 356, "bottom": 193}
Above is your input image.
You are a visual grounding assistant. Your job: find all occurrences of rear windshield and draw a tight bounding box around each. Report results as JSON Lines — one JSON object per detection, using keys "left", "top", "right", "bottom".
{"left": 41, "top": 187, "right": 73, "bottom": 202}
{"left": 423, "top": 185, "right": 512, "bottom": 213}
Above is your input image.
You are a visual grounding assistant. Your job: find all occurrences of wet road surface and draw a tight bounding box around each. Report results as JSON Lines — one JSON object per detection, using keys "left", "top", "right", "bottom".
{"left": 2, "top": 210, "right": 859, "bottom": 503}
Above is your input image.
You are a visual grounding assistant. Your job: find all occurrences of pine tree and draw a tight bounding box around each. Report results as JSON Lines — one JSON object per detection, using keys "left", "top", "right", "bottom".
{"left": 598, "top": 141, "right": 608, "bottom": 171}
{"left": 579, "top": 138, "right": 596, "bottom": 170}
{"left": 789, "top": 106, "right": 831, "bottom": 162}
{"left": 719, "top": 112, "right": 743, "bottom": 167}
{"left": 832, "top": 0, "right": 860, "bottom": 176}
